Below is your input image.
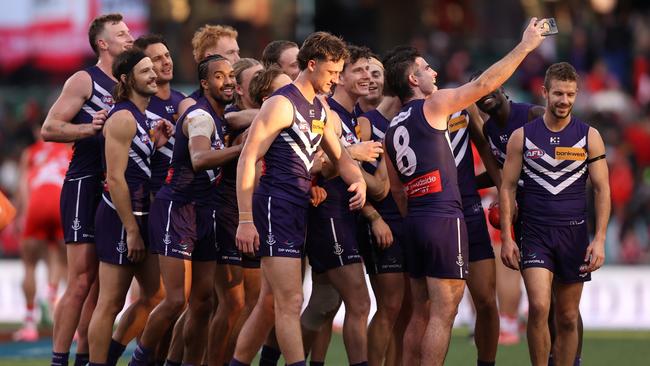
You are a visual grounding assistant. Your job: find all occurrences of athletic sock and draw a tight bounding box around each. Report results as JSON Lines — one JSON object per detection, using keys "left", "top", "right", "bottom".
{"left": 229, "top": 359, "right": 249, "bottom": 366}
{"left": 349, "top": 362, "right": 367, "bottom": 366}
{"left": 548, "top": 355, "right": 554, "bottom": 366}
{"left": 310, "top": 362, "right": 325, "bottom": 366}
{"left": 574, "top": 357, "right": 581, "bottom": 366}
{"left": 477, "top": 361, "right": 495, "bottom": 366}
{"left": 74, "top": 352, "right": 89, "bottom": 366}
{"left": 287, "top": 362, "right": 306, "bottom": 366}
{"left": 259, "top": 345, "right": 281, "bottom": 366}
{"left": 25, "top": 304, "right": 36, "bottom": 328}
{"left": 130, "top": 342, "right": 152, "bottom": 366}
{"left": 52, "top": 351, "right": 69, "bottom": 366}
{"left": 88, "top": 363, "right": 106, "bottom": 366}
{"left": 165, "top": 360, "right": 182, "bottom": 366}
{"left": 106, "top": 339, "right": 127, "bottom": 366}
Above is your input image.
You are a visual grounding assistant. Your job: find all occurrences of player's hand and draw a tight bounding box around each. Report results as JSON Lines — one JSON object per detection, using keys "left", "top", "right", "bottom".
{"left": 152, "top": 119, "right": 174, "bottom": 148}
{"left": 91, "top": 109, "right": 109, "bottom": 132}
{"left": 521, "top": 17, "right": 547, "bottom": 52}
{"left": 583, "top": 238, "right": 605, "bottom": 273}
{"left": 236, "top": 222, "right": 259, "bottom": 255}
{"left": 310, "top": 150, "right": 325, "bottom": 174}
{"left": 348, "top": 180, "right": 366, "bottom": 210}
{"left": 348, "top": 141, "right": 383, "bottom": 162}
{"left": 126, "top": 228, "right": 146, "bottom": 263}
{"left": 233, "top": 129, "right": 249, "bottom": 146}
{"left": 371, "top": 217, "right": 393, "bottom": 249}
{"left": 500, "top": 236, "right": 520, "bottom": 271}
{"left": 310, "top": 185, "right": 327, "bottom": 207}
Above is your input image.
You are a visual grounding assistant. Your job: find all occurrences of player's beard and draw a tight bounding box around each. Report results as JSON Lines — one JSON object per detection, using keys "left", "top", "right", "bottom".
{"left": 550, "top": 102, "right": 573, "bottom": 119}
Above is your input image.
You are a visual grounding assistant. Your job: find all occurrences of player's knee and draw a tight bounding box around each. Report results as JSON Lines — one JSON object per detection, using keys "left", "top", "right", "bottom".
{"left": 164, "top": 293, "right": 187, "bottom": 316}
{"left": 472, "top": 291, "right": 498, "bottom": 313}
{"left": 347, "top": 293, "right": 371, "bottom": 318}
{"left": 528, "top": 298, "right": 551, "bottom": 319}
{"left": 224, "top": 293, "right": 245, "bottom": 314}
{"left": 277, "top": 292, "right": 303, "bottom": 316}
{"left": 555, "top": 310, "right": 579, "bottom": 333}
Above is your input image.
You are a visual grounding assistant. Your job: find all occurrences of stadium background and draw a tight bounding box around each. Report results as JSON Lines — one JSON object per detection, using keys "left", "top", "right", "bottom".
{"left": 0, "top": 0, "right": 649, "bottom": 364}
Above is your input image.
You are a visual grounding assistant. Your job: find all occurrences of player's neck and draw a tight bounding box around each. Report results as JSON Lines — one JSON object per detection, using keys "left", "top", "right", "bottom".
{"left": 293, "top": 74, "right": 317, "bottom": 103}
{"left": 377, "top": 96, "right": 402, "bottom": 120}
{"left": 358, "top": 97, "right": 379, "bottom": 114}
{"left": 542, "top": 112, "right": 571, "bottom": 132}
{"left": 494, "top": 101, "right": 511, "bottom": 126}
{"left": 206, "top": 95, "right": 226, "bottom": 118}
{"left": 155, "top": 81, "right": 171, "bottom": 100}
{"left": 96, "top": 54, "right": 117, "bottom": 81}
{"left": 331, "top": 89, "right": 358, "bottom": 113}
{"left": 129, "top": 93, "right": 151, "bottom": 114}
{"left": 404, "top": 88, "right": 427, "bottom": 105}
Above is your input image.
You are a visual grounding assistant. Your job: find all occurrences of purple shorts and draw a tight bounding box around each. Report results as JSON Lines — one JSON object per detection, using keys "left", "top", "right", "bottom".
{"left": 306, "top": 212, "right": 362, "bottom": 274}
{"left": 214, "top": 203, "right": 243, "bottom": 266}
{"left": 60, "top": 175, "right": 102, "bottom": 244}
{"left": 404, "top": 216, "right": 469, "bottom": 280}
{"left": 359, "top": 217, "right": 406, "bottom": 275}
{"left": 465, "top": 214, "right": 495, "bottom": 262}
{"left": 254, "top": 194, "right": 306, "bottom": 259}
{"left": 520, "top": 221, "right": 591, "bottom": 283}
{"left": 95, "top": 200, "right": 149, "bottom": 266}
{"left": 148, "top": 199, "right": 217, "bottom": 261}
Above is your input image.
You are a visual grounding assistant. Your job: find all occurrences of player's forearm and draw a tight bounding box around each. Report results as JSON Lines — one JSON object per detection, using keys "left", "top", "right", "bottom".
{"left": 592, "top": 184, "right": 611, "bottom": 241}
{"left": 41, "top": 118, "right": 95, "bottom": 142}
{"left": 236, "top": 154, "right": 257, "bottom": 215}
{"left": 391, "top": 185, "right": 407, "bottom": 218}
{"left": 191, "top": 145, "right": 242, "bottom": 171}
{"left": 106, "top": 175, "right": 139, "bottom": 233}
{"left": 226, "top": 109, "right": 258, "bottom": 131}
{"left": 499, "top": 186, "right": 516, "bottom": 240}
{"left": 338, "top": 158, "right": 364, "bottom": 187}
{"left": 361, "top": 168, "right": 388, "bottom": 201}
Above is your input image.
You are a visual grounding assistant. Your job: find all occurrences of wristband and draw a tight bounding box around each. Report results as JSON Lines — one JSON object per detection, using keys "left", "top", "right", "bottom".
{"left": 239, "top": 211, "right": 253, "bottom": 221}
{"left": 239, "top": 220, "right": 254, "bottom": 224}
{"left": 367, "top": 211, "right": 381, "bottom": 222}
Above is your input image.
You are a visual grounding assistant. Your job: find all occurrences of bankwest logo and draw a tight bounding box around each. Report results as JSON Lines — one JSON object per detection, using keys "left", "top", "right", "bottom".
{"left": 448, "top": 115, "right": 468, "bottom": 133}
{"left": 404, "top": 170, "right": 442, "bottom": 198}
{"left": 555, "top": 147, "right": 587, "bottom": 161}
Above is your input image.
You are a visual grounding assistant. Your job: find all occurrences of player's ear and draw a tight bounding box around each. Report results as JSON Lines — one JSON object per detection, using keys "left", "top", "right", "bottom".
{"left": 408, "top": 73, "right": 418, "bottom": 87}
{"left": 200, "top": 79, "right": 209, "bottom": 92}
{"left": 307, "top": 59, "right": 317, "bottom": 72}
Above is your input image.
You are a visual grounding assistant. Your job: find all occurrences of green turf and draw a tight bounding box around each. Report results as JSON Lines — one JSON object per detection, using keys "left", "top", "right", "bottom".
{"left": 2, "top": 328, "right": 649, "bottom": 365}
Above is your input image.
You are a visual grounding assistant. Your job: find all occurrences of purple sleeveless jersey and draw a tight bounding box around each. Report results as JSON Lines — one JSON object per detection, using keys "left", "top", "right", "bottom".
{"left": 361, "top": 109, "right": 401, "bottom": 220}
{"left": 483, "top": 102, "right": 534, "bottom": 167}
{"left": 385, "top": 99, "right": 462, "bottom": 218}
{"left": 67, "top": 66, "right": 116, "bottom": 179}
{"left": 448, "top": 109, "right": 484, "bottom": 219}
{"left": 156, "top": 96, "right": 225, "bottom": 207}
{"left": 313, "top": 97, "right": 358, "bottom": 218}
{"left": 100, "top": 100, "right": 155, "bottom": 213}
{"left": 147, "top": 89, "right": 185, "bottom": 194}
{"left": 255, "top": 83, "right": 326, "bottom": 207}
{"left": 520, "top": 116, "right": 590, "bottom": 226}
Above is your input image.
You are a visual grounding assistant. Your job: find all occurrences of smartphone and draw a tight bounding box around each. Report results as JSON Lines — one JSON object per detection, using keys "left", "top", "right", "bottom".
{"left": 539, "top": 17, "right": 559, "bottom": 36}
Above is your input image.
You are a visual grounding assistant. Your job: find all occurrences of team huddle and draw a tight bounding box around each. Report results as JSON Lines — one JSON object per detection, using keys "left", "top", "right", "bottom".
{"left": 37, "top": 12, "right": 610, "bottom": 366}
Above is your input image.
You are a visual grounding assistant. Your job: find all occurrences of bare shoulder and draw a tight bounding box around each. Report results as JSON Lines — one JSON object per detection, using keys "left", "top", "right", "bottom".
{"left": 61, "top": 70, "right": 93, "bottom": 99}
{"left": 105, "top": 109, "right": 136, "bottom": 137}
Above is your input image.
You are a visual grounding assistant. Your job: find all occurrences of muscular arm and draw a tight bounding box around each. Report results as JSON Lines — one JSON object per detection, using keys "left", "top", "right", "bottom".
{"left": 104, "top": 110, "right": 139, "bottom": 235}
{"left": 41, "top": 71, "right": 99, "bottom": 142}
{"left": 185, "top": 112, "right": 242, "bottom": 171}
{"left": 225, "top": 109, "right": 259, "bottom": 131}
{"left": 424, "top": 18, "right": 545, "bottom": 125}
{"left": 467, "top": 104, "right": 501, "bottom": 188}
{"left": 357, "top": 116, "right": 372, "bottom": 142}
{"left": 585, "top": 127, "right": 610, "bottom": 272}
{"left": 384, "top": 149, "right": 407, "bottom": 218}
{"left": 499, "top": 128, "right": 524, "bottom": 270}
{"left": 362, "top": 158, "right": 389, "bottom": 201}
{"left": 177, "top": 96, "right": 197, "bottom": 118}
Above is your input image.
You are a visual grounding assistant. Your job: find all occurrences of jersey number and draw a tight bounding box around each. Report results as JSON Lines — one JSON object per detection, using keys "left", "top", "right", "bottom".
{"left": 393, "top": 126, "right": 417, "bottom": 176}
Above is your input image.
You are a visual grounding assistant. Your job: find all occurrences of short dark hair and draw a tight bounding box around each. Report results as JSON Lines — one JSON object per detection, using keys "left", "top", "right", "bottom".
{"left": 544, "top": 62, "right": 579, "bottom": 90}
{"left": 344, "top": 44, "right": 373, "bottom": 71}
{"left": 249, "top": 66, "right": 285, "bottom": 107}
{"left": 382, "top": 46, "right": 420, "bottom": 102}
{"left": 88, "top": 13, "right": 124, "bottom": 56}
{"left": 133, "top": 34, "right": 168, "bottom": 51}
{"left": 297, "top": 32, "right": 349, "bottom": 71}
{"left": 262, "top": 40, "right": 298, "bottom": 68}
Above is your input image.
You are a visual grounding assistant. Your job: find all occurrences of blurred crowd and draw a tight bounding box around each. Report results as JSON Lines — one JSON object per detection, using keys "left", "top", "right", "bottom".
{"left": 1, "top": 4, "right": 649, "bottom": 264}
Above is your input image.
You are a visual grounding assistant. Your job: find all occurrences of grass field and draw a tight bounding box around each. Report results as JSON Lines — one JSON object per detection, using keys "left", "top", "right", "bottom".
{"left": 1, "top": 328, "right": 649, "bottom": 365}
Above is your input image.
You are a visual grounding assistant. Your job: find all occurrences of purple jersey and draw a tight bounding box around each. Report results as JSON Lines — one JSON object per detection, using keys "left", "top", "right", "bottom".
{"left": 255, "top": 84, "right": 326, "bottom": 207}
{"left": 483, "top": 102, "right": 535, "bottom": 167}
{"left": 156, "top": 96, "right": 225, "bottom": 207}
{"left": 100, "top": 100, "right": 155, "bottom": 212}
{"left": 385, "top": 99, "right": 462, "bottom": 218}
{"left": 520, "top": 116, "right": 590, "bottom": 226}
{"left": 361, "top": 109, "right": 400, "bottom": 220}
{"left": 147, "top": 89, "right": 186, "bottom": 193}
{"left": 448, "top": 110, "right": 483, "bottom": 219}
{"left": 67, "top": 66, "right": 116, "bottom": 179}
{"left": 314, "top": 97, "right": 358, "bottom": 218}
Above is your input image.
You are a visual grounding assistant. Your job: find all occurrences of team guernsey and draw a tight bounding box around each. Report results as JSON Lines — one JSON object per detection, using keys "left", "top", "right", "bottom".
{"left": 254, "top": 83, "right": 326, "bottom": 258}
{"left": 519, "top": 116, "right": 592, "bottom": 282}
{"left": 385, "top": 99, "right": 468, "bottom": 279}
{"left": 358, "top": 109, "right": 405, "bottom": 275}
{"left": 95, "top": 100, "right": 155, "bottom": 265}
{"left": 147, "top": 89, "right": 185, "bottom": 194}
{"left": 306, "top": 96, "right": 362, "bottom": 273}
{"left": 151, "top": 96, "right": 225, "bottom": 261}
{"left": 448, "top": 110, "right": 493, "bottom": 262}
{"left": 60, "top": 65, "right": 116, "bottom": 244}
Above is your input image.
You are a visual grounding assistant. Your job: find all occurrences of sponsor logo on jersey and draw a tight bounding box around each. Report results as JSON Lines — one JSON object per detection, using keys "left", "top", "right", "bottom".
{"left": 165, "top": 105, "right": 176, "bottom": 114}
{"left": 525, "top": 148, "right": 545, "bottom": 159}
{"left": 299, "top": 120, "right": 309, "bottom": 133}
{"left": 448, "top": 115, "right": 468, "bottom": 133}
{"left": 500, "top": 134, "right": 509, "bottom": 144}
{"left": 404, "top": 170, "right": 442, "bottom": 198}
{"left": 102, "top": 95, "right": 115, "bottom": 106}
{"left": 550, "top": 136, "right": 560, "bottom": 145}
{"left": 555, "top": 147, "right": 587, "bottom": 161}
{"left": 311, "top": 120, "right": 324, "bottom": 135}
{"left": 309, "top": 109, "right": 315, "bottom": 118}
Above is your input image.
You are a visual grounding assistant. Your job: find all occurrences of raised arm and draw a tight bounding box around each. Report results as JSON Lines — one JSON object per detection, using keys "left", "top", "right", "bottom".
{"left": 499, "top": 127, "right": 524, "bottom": 270}
{"left": 104, "top": 110, "right": 145, "bottom": 263}
{"left": 41, "top": 71, "right": 107, "bottom": 142}
{"left": 425, "top": 18, "right": 546, "bottom": 119}
{"left": 584, "top": 127, "right": 610, "bottom": 272}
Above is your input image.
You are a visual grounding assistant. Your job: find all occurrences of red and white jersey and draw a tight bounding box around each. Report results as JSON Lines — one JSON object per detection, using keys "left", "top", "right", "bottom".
{"left": 26, "top": 141, "right": 72, "bottom": 191}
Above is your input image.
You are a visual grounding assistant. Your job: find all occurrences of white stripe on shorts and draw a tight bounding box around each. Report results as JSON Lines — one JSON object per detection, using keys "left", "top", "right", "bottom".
{"left": 457, "top": 218, "right": 462, "bottom": 279}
